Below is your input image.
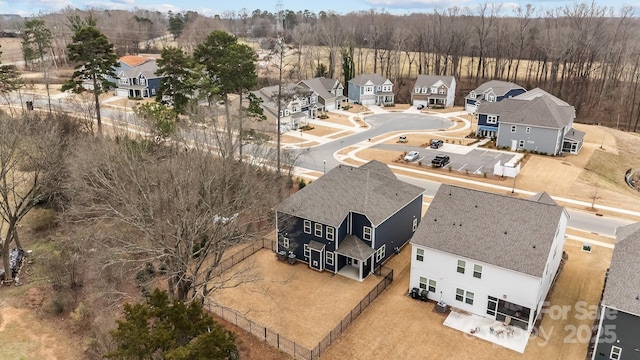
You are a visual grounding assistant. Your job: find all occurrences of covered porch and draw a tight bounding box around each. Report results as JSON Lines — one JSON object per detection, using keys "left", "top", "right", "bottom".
{"left": 562, "top": 128, "right": 585, "bottom": 154}
{"left": 477, "top": 125, "right": 498, "bottom": 138}
{"left": 335, "top": 235, "right": 375, "bottom": 282}
{"left": 376, "top": 92, "right": 394, "bottom": 106}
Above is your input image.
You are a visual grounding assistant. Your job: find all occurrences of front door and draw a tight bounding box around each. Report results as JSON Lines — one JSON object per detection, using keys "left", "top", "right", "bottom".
{"left": 310, "top": 248, "right": 323, "bottom": 271}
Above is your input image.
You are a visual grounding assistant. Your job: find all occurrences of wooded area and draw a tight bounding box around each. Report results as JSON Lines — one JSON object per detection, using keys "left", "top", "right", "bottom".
{"left": 2, "top": 2, "right": 640, "bottom": 130}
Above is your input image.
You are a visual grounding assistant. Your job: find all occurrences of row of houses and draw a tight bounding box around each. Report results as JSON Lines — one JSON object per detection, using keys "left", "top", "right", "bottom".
{"left": 108, "top": 55, "right": 582, "bottom": 156}
{"left": 274, "top": 160, "right": 639, "bottom": 358}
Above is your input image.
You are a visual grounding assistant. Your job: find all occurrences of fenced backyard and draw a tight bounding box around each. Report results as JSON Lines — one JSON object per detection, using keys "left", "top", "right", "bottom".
{"left": 206, "top": 240, "right": 394, "bottom": 360}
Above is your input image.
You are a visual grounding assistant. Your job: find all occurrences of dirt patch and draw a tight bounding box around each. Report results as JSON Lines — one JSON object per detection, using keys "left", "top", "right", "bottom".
{"left": 0, "top": 38, "right": 22, "bottom": 63}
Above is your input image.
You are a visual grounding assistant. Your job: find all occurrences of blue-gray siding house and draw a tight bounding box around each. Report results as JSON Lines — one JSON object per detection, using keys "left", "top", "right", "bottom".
{"left": 347, "top": 73, "right": 394, "bottom": 106}
{"left": 478, "top": 88, "right": 584, "bottom": 155}
{"left": 592, "top": 223, "right": 640, "bottom": 360}
{"left": 465, "top": 80, "right": 526, "bottom": 113}
{"left": 114, "top": 55, "right": 163, "bottom": 98}
{"left": 274, "top": 161, "right": 423, "bottom": 281}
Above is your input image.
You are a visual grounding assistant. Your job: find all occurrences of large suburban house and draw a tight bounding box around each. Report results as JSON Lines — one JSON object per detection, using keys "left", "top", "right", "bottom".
{"left": 592, "top": 223, "right": 640, "bottom": 360}
{"left": 410, "top": 185, "right": 568, "bottom": 341}
{"left": 347, "top": 73, "right": 394, "bottom": 106}
{"left": 114, "top": 55, "right": 163, "bottom": 98}
{"left": 411, "top": 75, "right": 456, "bottom": 108}
{"left": 252, "top": 83, "right": 316, "bottom": 132}
{"left": 274, "top": 161, "right": 424, "bottom": 281}
{"left": 477, "top": 88, "right": 585, "bottom": 155}
{"left": 297, "top": 77, "right": 347, "bottom": 111}
{"left": 465, "top": 80, "right": 526, "bottom": 113}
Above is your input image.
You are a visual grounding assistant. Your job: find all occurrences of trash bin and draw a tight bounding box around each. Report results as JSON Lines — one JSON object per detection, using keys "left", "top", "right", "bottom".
{"left": 411, "top": 287, "right": 420, "bottom": 299}
{"left": 26, "top": 101, "right": 34, "bottom": 111}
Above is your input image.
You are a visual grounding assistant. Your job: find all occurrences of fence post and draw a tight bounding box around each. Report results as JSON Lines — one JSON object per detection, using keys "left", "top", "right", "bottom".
{"left": 264, "top": 327, "right": 267, "bottom": 340}
{"left": 277, "top": 333, "right": 279, "bottom": 349}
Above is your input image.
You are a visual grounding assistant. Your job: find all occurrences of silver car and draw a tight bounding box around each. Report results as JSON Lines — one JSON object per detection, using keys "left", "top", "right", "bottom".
{"left": 404, "top": 151, "right": 420, "bottom": 162}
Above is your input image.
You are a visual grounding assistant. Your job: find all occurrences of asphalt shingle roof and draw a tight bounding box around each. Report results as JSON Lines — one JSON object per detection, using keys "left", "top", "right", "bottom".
{"left": 478, "top": 95, "right": 574, "bottom": 129}
{"left": 335, "top": 235, "right": 376, "bottom": 261}
{"left": 298, "top": 77, "right": 339, "bottom": 102}
{"left": 472, "top": 80, "right": 525, "bottom": 97}
{"left": 602, "top": 223, "right": 640, "bottom": 316}
{"left": 411, "top": 184, "right": 565, "bottom": 277}
{"left": 274, "top": 160, "right": 424, "bottom": 227}
{"left": 413, "top": 75, "right": 455, "bottom": 89}
{"left": 348, "top": 73, "right": 389, "bottom": 87}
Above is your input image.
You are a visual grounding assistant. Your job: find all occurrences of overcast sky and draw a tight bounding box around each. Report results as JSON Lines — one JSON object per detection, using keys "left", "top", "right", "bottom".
{"left": 1, "top": 0, "right": 635, "bottom": 18}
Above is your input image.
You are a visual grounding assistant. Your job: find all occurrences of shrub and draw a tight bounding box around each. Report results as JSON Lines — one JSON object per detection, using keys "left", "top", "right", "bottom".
{"left": 298, "top": 178, "right": 306, "bottom": 189}
{"left": 300, "top": 124, "right": 315, "bottom": 131}
{"left": 343, "top": 105, "right": 350, "bottom": 110}
{"left": 319, "top": 114, "right": 329, "bottom": 119}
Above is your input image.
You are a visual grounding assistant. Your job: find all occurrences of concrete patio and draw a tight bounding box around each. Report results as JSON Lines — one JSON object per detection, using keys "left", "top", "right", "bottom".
{"left": 443, "top": 308, "right": 530, "bottom": 353}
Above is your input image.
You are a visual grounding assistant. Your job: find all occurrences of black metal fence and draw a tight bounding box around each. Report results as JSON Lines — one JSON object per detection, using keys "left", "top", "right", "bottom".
{"left": 206, "top": 240, "right": 394, "bottom": 360}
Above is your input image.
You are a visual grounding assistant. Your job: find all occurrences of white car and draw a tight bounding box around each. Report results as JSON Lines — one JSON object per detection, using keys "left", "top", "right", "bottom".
{"left": 404, "top": 151, "right": 420, "bottom": 162}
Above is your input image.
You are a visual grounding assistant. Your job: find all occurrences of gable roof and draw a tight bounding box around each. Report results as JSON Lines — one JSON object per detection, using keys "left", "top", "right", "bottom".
{"left": 274, "top": 160, "right": 423, "bottom": 228}
{"left": 120, "top": 59, "right": 162, "bottom": 80}
{"left": 298, "top": 77, "right": 340, "bottom": 101}
{"left": 251, "top": 83, "right": 312, "bottom": 116}
{"left": 513, "top": 88, "right": 569, "bottom": 107}
{"left": 413, "top": 75, "right": 455, "bottom": 89}
{"left": 602, "top": 223, "right": 640, "bottom": 316}
{"left": 472, "top": 80, "right": 525, "bottom": 97}
{"left": 529, "top": 191, "right": 557, "bottom": 206}
{"left": 478, "top": 95, "right": 575, "bottom": 129}
{"left": 119, "top": 55, "right": 152, "bottom": 68}
{"left": 411, "top": 184, "right": 565, "bottom": 277}
{"left": 335, "top": 235, "right": 376, "bottom": 261}
{"left": 348, "top": 73, "right": 390, "bottom": 87}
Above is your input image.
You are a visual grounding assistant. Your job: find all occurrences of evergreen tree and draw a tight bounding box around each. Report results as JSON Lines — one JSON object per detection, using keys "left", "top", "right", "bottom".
{"left": 61, "top": 25, "right": 117, "bottom": 135}
{"left": 155, "top": 46, "right": 193, "bottom": 115}
{"left": 105, "top": 288, "right": 238, "bottom": 360}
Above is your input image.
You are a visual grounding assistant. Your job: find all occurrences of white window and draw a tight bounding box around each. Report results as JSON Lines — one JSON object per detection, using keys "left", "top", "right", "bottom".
{"left": 304, "top": 220, "right": 311, "bottom": 234}
{"left": 376, "top": 244, "right": 385, "bottom": 262}
{"left": 473, "top": 264, "right": 483, "bottom": 279}
{"left": 457, "top": 260, "right": 466, "bottom": 274}
{"left": 412, "top": 218, "right": 418, "bottom": 232}
{"left": 304, "top": 244, "right": 310, "bottom": 259}
{"left": 469, "top": 91, "right": 476, "bottom": 99}
{"left": 363, "top": 226, "right": 372, "bottom": 241}
{"left": 414, "top": 86, "right": 420, "bottom": 93}
{"left": 326, "top": 227, "right": 334, "bottom": 241}
{"left": 431, "top": 86, "right": 438, "bottom": 93}
{"left": 526, "top": 127, "right": 531, "bottom": 133}
{"left": 315, "top": 223, "right": 323, "bottom": 237}
{"left": 487, "top": 94, "right": 496, "bottom": 102}
{"left": 139, "top": 77, "right": 146, "bottom": 85}
{"left": 439, "top": 88, "right": 446, "bottom": 94}
{"left": 416, "top": 248, "right": 424, "bottom": 262}
{"left": 326, "top": 251, "right": 334, "bottom": 266}
{"left": 119, "top": 78, "right": 129, "bottom": 85}
{"left": 456, "top": 288, "right": 474, "bottom": 305}
{"left": 377, "top": 86, "right": 381, "bottom": 91}
{"left": 419, "top": 277, "right": 436, "bottom": 292}
{"left": 511, "top": 125, "right": 517, "bottom": 133}
{"left": 610, "top": 346, "right": 621, "bottom": 360}
{"left": 422, "top": 87, "right": 428, "bottom": 93}
{"left": 487, "top": 115, "right": 497, "bottom": 124}
{"left": 519, "top": 140, "right": 525, "bottom": 147}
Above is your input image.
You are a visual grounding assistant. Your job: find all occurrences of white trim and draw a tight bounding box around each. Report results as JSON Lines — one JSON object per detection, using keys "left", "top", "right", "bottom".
{"left": 473, "top": 264, "right": 483, "bottom": 279}
{"left": 314, "top": 223, "right": 323, "bottom": 237}
{"left": 376, "top": 244, "right": 386, "bottom": 262}
{"left": 457, "top": 259, "right": 466, "bottom": 274}
{"left": 326, "top": 227, "right": 335, "bottom": 241}
{"left": 326, "top": 251, "right": 334, "bottom": 266}
{"left": 303, "top": 220, "right": 311, "bottom": 234}
{"left": 412, "top": 218, "right": 418, "bottom": 232}
{"left": 304, "top": 244, "right": 310, "bottom": 259}
{"left": 363, "top": 226, "right": 372, "bottom": 241}
{"left": 610, "top": 345, "right": 621, "bottom": 360}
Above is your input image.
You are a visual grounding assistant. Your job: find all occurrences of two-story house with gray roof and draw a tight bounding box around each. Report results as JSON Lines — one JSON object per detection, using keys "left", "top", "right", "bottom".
{"left": 592, "top": 223, "right": 640, "bottom": 360}
{"left": 410, "top": 185, "right": 568, "bottom": 348}
{"left": 411, "top": 75, "right": 456, "bottom": 108}
{"left": 478, "top": 88, "right": 585, "bottom": 155}
{"left": 252, "top": 83, "right": 316, "bottom": 132}
{"left": 274, "top": 160, "right": 423, "bottom": 281}
{"left": 347, "top": 73, "right": 394, "bottom": 106}
{"left": 465, "top": 80, "right": 526, "bottom": 113}
{"left": 114, "top": 55, "right": 163, "bottom": 98}
{"left": 297, "top": 77, "right": 347, "bottom": 111}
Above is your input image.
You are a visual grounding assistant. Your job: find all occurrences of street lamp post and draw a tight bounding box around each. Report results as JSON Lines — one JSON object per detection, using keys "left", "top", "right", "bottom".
{"left": 511, "top": 175, "right": 517, "bottom": 194}
{"left": 323, "top": 160, "right": 326, "bottom": 174}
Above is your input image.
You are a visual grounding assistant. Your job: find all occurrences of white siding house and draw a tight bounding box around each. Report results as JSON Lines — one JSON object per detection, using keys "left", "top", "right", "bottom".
{"left": 411, "top": 75, "right": 456, "bottom": 108}
{"left": 410, "top": 185, "right": 568, "bottom": 340}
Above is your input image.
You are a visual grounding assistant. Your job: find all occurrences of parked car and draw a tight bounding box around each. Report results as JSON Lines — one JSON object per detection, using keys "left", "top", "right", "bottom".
{"left": 430, "top": 139, "right": 444, "bottom": 149}
{"left": 404, "top": 151, "right": 420, "bottom": 162}
{"left": 431, "top": 154, "right": 450, "bottom": 168}
{"left": 417, "top": 104, "right": 425, "bottom": 110}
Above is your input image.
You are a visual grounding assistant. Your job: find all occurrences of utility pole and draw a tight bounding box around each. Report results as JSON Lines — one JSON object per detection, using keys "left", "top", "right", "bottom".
{"left": 276, "top": 0, "right": 284, "bottom": 176}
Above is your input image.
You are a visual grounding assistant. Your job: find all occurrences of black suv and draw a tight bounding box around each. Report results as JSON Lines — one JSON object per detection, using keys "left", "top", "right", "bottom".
{"left": 431, "top": 155, "right": 450, "bottom": 168}
{"left": 430, "top": 139, "right": 444, "bottom": 149}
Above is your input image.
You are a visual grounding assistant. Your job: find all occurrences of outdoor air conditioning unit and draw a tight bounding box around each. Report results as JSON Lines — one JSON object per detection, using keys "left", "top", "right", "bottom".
{"left": 420, "top": 289, "right": 429, "bottom": 302}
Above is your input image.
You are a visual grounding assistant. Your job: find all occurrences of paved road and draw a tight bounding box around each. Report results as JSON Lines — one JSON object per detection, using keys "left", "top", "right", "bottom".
{"left": 296, "top": 113, "right": 454, "bottom": 171}
{"left": 1, "top": 95, "right": 634, "bottom": 237}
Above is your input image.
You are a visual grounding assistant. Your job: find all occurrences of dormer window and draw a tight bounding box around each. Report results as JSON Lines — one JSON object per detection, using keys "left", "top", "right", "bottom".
{"left": 414, "top": 86, "right": 420, "bottom": 93}
{"left": 469, "top": 91, "right": 476, "bottom": 99}
{"left": 487, "top": 94, "right": 496, "bottom": 102}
